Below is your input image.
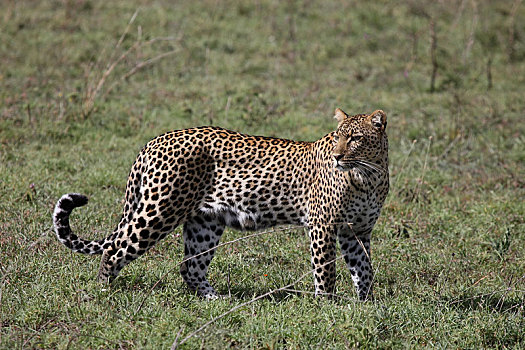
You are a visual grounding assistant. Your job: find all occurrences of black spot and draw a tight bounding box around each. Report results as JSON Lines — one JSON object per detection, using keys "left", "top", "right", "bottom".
{"left": 161, "top": 225, "right": 173, "bottom": 233}
{"left": 59, "top": 198, "right": 74, "bottom": 211}
{"left": 136, "top": 217, "right": 147, "bottom": 229}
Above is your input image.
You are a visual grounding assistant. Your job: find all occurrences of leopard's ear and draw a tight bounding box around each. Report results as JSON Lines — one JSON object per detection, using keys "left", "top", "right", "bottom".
{"left": 369, "top": 110, "right": 387, "bottom": 130}
{"left": 334, "top": 108, "right": 348, "bottom": 125}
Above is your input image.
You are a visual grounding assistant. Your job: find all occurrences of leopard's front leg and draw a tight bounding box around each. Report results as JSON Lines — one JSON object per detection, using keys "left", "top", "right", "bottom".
{"left": 338, "top": 229, "right": 373, "bottom": 300}
{"left": 308, "top": 225, "right": 337, "bottom": 297}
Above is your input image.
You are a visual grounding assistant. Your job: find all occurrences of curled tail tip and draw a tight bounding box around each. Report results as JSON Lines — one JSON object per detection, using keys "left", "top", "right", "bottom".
{"left": 53, "top": 193, "right": 103, "bottom": 255}
{"left": 64, "top": 193, "right": 89, "bottom": 207}
{"left": 57, "top": 193, "right": 88, "bottom": 211}
{"left": 53, "top": 193, "right": 88, "bottom": 225}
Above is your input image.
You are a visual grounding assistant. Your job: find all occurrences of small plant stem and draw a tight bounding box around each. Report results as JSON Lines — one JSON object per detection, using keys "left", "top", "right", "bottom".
{"left": 487, "top": 57, "right": 493, "bottom": 90}
{"left": 429, "top": 19, "right": 438, "bottom": 93}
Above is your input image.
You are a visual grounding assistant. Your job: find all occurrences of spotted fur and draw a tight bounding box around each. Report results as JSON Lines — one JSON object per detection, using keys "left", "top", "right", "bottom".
{"left": 53, "top": 109, "right": 389, "bottom": 300}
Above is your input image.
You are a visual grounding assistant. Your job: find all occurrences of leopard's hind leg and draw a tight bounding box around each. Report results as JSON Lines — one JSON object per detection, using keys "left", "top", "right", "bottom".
{"left": 97, "top": 201, "right": 183, "bottom": 283}
{"left": 180, "top": 215, "right": 224, "bottom": 299}
{"left": 96, "top": 144, "right": 215, "bottom": 283}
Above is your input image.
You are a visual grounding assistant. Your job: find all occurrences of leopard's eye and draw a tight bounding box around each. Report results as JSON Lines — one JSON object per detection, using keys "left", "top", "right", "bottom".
{"left": 333, "top": 135, "right": 339, "bottom": 144}
{"left": 350, "top": 134, "right": 363, "bottom": 142}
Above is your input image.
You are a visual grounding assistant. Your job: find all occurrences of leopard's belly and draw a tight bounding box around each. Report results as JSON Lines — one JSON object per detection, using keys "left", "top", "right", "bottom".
{"left": 199, "top": 195, "right": 307, "bottom": 231}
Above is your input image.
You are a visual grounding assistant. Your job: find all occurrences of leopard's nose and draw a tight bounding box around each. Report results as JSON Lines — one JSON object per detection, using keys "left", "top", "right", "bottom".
{"left": 334, "top": 154, "right": 344, "bottom": 162}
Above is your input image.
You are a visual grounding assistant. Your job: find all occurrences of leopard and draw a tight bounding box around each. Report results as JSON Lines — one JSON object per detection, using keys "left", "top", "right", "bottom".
{"left": 53, "top": 108, "right": 389, "bottom": 300}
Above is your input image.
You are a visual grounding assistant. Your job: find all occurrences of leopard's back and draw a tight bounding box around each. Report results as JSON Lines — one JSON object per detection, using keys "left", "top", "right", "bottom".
{"left": 138, "top": 126, "right": 315, "bottom": 230}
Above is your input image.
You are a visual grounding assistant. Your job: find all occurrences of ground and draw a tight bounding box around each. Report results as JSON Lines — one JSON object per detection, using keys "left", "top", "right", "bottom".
{"left": 1, "top": 0, "right": 524, "bottom": 348}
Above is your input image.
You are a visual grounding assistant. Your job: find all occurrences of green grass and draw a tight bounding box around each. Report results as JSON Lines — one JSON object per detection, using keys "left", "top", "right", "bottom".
{"left": 1, "top": 0, "right": 524, "bottom": 348}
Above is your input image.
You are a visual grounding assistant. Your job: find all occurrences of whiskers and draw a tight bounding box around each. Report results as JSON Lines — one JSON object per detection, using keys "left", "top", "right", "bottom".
{"left": 345, "top": 159, "right": 387, "bottom": 184}
{"left": 352, "top": 159, "right": 387, "bottom": 174}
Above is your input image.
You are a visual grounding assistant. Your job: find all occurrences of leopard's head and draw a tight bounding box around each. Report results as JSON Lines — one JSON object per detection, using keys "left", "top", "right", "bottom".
{"left": 332, "top": 108, "right": 388, "bottom": 172}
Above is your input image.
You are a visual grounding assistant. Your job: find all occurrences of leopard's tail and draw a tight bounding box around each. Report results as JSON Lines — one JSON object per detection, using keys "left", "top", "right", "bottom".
{"left": 53, "top": 193, "right": 109, "bottom": 255}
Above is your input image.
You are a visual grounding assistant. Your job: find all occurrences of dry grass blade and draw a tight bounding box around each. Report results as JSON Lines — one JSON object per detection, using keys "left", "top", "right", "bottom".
{"left": 507, "top": 0, "right": 523, "bottom": 60}
{"left": 134, "top": 222, "right": 378, "bottom": 317}
{"left": 122, "top": 49, "right": 179, "bottom": 81}
{"left": 462, "top": 0, "right": 478, "bottom": 64}
{"left": 391, "top": 139, "right": 417, "bottom": 196}
{"left": 279, "top": 288, "right": 358, "bottom": 302}
{"left": 447, "top": 274, "right": 525, "bottom": 312}
{"left": 81, "top": 12, "right": 180, "bottom": 118}
{"left": 170, "top": 326, "right": 184, "bottom": 350}
{"left": 22, "top": 318, "right": 55, "bottom": 348}
{"left": 133, "top": 226, "right": 301, "bottom": 316}
{"left": 331, "top": 316, "right": 352, "bottom": 350}
{"left": 413, "top": 136, "right": 432, "bottom": 205}
{"left": 28, "top": 227, "right": 53, "bottom": 250}
{"left": 171, "top": 255, "right": 345, "bottom": 349}
{"left": 116, "top": 9, "right": 139, "bottom": 49}
{"left": 429, "top": 19, "right": 438, "bottom": 92}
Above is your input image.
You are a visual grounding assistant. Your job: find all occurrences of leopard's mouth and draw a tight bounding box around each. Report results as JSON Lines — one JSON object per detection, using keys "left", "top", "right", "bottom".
{"left": 333, "top": 160, "right": 352, "bottom": 172}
